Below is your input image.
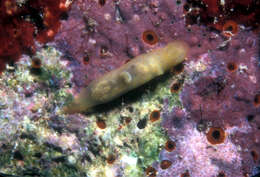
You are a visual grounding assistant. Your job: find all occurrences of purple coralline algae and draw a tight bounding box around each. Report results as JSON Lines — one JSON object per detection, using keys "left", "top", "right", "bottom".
{"left": 53, "top": 0, "right": 260, "bottom": 176}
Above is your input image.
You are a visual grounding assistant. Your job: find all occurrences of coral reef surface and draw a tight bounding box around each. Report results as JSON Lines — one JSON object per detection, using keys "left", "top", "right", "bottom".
{"left": 0, "top": 0, "right": 259, "bottom": 177}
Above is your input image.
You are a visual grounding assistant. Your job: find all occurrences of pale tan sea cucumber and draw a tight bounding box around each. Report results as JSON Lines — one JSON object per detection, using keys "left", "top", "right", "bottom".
{"left": 63, "top": 41, "right": 188, "bottom": 114}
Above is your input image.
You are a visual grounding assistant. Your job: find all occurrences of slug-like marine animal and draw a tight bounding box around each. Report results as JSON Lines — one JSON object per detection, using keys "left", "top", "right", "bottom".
{"left": 63, "top": 41, "right": 188, "bottom": 114}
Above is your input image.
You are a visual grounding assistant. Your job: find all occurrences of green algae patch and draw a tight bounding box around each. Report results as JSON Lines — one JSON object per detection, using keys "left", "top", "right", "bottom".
{"left": 0, "top": 46, "right": 79, "bottom": 176}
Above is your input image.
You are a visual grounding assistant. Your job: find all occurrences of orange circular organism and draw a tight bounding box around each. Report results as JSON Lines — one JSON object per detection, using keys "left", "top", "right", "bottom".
{"left": 106, "top": 154, "right": 116, "bottom": 164}
{"left": 150, "top": 110, "right": 160, "bottom": 122}
{"left": 254, "top": 94, "right": 260, "bottom": 107}
{"left": 146, "top": 166, "right": 157, "bottom": 177}
{"left": 222, "top": 20, "right": 238, "bottom": 37}
{"left": 160, "top": 160, "right": 172, "bottom": 169}
{"left": 170, "top": 82, "right": 181, "bottom": 93}
{"left": 142, "top": 30, "right": 159, "bottom": 45}
{"left": 96, "top": 119, "right": 106, "bottom": 129}
{"left": 165, "top": 140, "right": 176, "bottom": 152}
{"left": 227, "top": 62, "right": 238, "bottom": 72}
{"left": 206, "top": 127, "right": 226, "bottom": 145}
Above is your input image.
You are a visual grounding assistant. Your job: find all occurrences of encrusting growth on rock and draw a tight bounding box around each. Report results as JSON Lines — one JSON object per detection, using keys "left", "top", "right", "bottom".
{"left": 63, "top": 41, "right": 188, "bottom": 114}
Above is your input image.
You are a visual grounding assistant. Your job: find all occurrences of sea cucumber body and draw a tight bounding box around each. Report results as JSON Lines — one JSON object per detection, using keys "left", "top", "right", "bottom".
{"left": 63, "top": 41, "right": 188, "bottom": 113}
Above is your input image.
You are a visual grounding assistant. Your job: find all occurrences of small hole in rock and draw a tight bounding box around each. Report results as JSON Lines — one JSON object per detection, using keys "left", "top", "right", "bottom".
{"left": 165, "top": 140, "right": 176, "bottom": 152}
{"left": 160, "top": 160, "right": 172, "bottom": 169}
{"left": 227, "top": 62, "right": 237, "bottom": 72}
{"left": 254, "top": 94, "right": 260, "bottom": 107}
{"left": 181, "top": 170, "right": 190, "bottom": 177}
{"left": 217, "top": 171, "right": 226, "bottom": 177}
{"left": 251, "top": 150, "right": 258, "bottom": 163}
{"left": 170, "top": 82, "right": 181, "bottom": 93}
{"left": 246, "top": 114, "right": 255, "bottom": 122}
{"left": 150, "top": 110, "right": 160, "bottom": 122}
{"left": 212, "top": 130, "right": 220, "bottom": 140}
{"left": 98, "top": 0, "right": 106, "bottom": 6}
{"left": 176, "top": 0, "right": 181, "bottom": 5}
